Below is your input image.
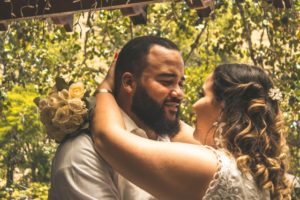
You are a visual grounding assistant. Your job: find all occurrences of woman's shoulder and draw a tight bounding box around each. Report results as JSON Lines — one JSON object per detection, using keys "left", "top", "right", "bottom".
{"left": 202, "top": 147, "right": 270, "bottom": 200}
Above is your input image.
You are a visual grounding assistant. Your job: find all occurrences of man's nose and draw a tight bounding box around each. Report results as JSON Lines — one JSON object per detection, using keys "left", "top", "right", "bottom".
{"left": 170, "top": 85, "right": 184, "bottom": 100}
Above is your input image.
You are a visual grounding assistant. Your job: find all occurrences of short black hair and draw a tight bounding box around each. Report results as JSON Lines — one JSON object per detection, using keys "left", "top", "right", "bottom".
{"left": 114, "top": 36, "right": 179, "bottom": 95}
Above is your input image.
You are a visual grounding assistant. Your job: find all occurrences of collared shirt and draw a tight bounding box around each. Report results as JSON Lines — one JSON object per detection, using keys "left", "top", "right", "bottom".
{"left": 48, "top": 110, "right": 170, "bottom": 200}
{"left": 118, "top": 111, "right": 170, "bottom": 200}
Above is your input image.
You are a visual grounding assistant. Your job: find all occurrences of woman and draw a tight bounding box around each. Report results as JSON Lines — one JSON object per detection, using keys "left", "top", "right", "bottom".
{"left": 92, "top": 63, "right": 291, "bottom": 199}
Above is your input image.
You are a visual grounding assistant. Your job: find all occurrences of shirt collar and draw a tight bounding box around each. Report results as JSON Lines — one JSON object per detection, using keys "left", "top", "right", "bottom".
{"left": 120, "top": 109, "right": 170, "bottom": 142}
{"left": 120, "top": 109, "right": 148, "bottom": 138}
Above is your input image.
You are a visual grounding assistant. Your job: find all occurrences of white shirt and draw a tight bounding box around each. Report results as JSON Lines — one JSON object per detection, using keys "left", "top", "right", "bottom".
{"left": 48, "top": 111, "right": 170, "bottom": 200}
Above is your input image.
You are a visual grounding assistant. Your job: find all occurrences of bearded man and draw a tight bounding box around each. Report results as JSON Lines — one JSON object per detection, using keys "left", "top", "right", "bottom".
{"left": 48, "top": 36, "right": 196, "bottom": 200}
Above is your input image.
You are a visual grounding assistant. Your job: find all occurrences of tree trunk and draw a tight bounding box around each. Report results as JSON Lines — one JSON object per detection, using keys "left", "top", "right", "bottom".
{"left": 6, "top": 163, "right": 14, "bottom": 187}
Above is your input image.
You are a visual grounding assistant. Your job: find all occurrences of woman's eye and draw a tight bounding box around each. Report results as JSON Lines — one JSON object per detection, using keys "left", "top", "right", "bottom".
{"left": 198, "top": 88, "right": 205, "bottom": 98}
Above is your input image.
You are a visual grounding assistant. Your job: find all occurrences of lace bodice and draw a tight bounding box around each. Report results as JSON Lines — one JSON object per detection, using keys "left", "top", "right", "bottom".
{"left": 203, "top": 148, "right": 270, "bottom": 200}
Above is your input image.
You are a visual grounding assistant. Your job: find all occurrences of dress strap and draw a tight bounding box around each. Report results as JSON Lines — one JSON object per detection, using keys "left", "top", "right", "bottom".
{"left": 202, "top": 146, "right": 222, "bottom": 200}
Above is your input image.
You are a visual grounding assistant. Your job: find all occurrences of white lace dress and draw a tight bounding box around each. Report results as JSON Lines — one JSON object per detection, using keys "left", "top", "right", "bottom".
{"left": 203, "top": 148, "right": 270, "bottom": 200}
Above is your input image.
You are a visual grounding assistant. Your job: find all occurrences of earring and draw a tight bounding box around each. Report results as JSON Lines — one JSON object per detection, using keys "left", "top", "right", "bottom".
{"left": 212, "top": 121, "right": 226, "bottom": 148}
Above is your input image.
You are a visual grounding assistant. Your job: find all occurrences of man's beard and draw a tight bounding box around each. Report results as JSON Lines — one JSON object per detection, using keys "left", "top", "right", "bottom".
{"left": 131, "top": 85, "right": 180, "bottom": 136}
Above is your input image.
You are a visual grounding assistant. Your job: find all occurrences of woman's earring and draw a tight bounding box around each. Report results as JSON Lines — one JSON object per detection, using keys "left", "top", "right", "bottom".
{"left": 213, "top": 121, "right": 226, "bottom": 148}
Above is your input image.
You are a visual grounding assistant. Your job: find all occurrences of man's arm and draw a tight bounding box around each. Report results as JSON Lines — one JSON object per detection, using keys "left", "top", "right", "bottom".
{"left": 48, "top": 134, "right": 121, "bottom": 200}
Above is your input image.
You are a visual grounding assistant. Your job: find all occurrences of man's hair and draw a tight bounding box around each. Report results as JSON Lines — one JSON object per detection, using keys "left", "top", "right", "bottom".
{"left": 114, "top": 36, "right": 179, "bottom": 95}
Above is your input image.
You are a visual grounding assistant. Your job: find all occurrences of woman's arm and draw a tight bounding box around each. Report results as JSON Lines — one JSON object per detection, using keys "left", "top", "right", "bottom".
{"left": 92, "top": 84, "right": 218, "bottom": 199}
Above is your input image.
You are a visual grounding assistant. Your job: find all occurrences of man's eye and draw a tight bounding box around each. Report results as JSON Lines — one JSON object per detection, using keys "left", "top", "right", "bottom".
{"left": 160, "top": 80, "right": 173, "bottom": 86}
{"left": 198, "top": 88, "right": 205, "bottom": 98}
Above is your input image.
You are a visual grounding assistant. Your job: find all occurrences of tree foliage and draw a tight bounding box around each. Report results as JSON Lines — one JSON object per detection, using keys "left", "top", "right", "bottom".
{"left": 0, "top": 85, "right": 55, "bottom": 198}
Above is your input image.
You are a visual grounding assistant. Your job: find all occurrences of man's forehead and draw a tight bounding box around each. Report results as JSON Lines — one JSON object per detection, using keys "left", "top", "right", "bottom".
{"left": 147, "top": 45, "right": 181, "bottom": 59}
{"left": 157, "top": 72, "right": 186, "bottom": 80}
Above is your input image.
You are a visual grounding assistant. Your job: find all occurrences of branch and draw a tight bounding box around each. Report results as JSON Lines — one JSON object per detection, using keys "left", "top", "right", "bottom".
{"left": 261, "top": 4, "right": 273, "bottom": 48}
{"left": 237, "top": 2, "right": 257, "bottom": 65}
{"left": 129, "top": 20, "right": 134, "bottom": 39}
{"left": 184, "top": 19, "right": 208, "bottom": 64}
{"left": 82, "top": 11, "right": 93, "bottom": 68}
{"left": 205, "top": 22, "right": 209, "bottom": 70}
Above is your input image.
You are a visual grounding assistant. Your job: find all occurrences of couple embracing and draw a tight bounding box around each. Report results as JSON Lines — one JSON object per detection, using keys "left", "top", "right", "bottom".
{"left": 48, "top": 36, "right": 291, "bottom": 200}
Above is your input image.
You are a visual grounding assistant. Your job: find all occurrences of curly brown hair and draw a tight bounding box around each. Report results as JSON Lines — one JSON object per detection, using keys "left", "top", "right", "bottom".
{"left": 212, "top": 63, "right": 292, "bottom": 199}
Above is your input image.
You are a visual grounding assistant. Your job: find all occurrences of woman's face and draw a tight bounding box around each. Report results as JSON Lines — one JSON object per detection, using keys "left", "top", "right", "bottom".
{"left": 192, "top": 74, "right": 223, "bottom": 146}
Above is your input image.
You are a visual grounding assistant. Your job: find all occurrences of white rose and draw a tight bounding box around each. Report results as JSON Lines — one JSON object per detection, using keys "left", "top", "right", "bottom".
{"left": 68, "top": 98, "right": 87, "bottom": 115}
{"left": 47, "top": 94, "right": 66, "bottom": 109}
{"left": 70, "top": 114, "right": 84, "bottom": 126}
{"left": 59, "top": 121, "right": 79, "bottom": 134}
{"left": 69, "top": 82, "right": 85, "bottom": 99}
{"left": 52, "top": 105, "right": 71, "bottom": 125}
{"left": 58, "top": 89, "right": 70, "bottom": 101}
{"left": 38, "top": 99, "right": 48, "bottom": 110}
{"left": 40, "top": 107, "right": 56, "bottom": 126}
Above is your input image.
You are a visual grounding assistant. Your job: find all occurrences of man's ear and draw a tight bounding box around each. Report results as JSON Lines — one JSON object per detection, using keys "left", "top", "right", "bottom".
{"left": 121, "top": 72, "right": 136, "bottom": 93}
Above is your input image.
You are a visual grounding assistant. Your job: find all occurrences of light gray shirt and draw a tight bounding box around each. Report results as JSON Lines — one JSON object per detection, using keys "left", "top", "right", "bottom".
{"left": 48, "top": 111, "right": 170, "bottom": 200}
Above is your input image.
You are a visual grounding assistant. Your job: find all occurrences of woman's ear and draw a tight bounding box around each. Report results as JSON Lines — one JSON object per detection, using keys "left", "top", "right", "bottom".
{"left": 121, "top": 72, "right": 136, "bottom": 93}
{"left": 220, "top": 101, "right": 225, "bottom": 109}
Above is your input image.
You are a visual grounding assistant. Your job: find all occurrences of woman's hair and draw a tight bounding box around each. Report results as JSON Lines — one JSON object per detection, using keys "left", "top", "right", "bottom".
{"left": 212, "top": 63, "right": 291, "bottom": 199}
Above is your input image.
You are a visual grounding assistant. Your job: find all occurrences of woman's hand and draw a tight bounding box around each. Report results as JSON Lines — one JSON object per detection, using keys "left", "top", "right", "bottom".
{"left": 98, "top": 51, "right": 118, "bottom": 93}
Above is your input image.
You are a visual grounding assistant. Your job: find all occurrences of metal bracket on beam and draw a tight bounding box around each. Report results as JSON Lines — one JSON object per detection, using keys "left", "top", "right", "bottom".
{"left": 51, "top": 14, "right": 74, "bottom": 32}
{"left": 0, "top": 22, "right": 8, "bottom": 31}
{"left": 121, "top": 5, "right": 148, "bottom": 25}
{"left": 196, "top": 6, "right": 212, "bottom": 18}
{"left": 185, "top": 0, "right": 214, "bottom": 9}
{"left": 185, "top": 0, "right": 214, "bottom": 18}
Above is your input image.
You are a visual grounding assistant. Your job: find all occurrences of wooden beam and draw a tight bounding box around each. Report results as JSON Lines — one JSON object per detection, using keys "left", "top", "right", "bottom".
{"left": 0, "top": 0, "right": 167, "bottom": 23}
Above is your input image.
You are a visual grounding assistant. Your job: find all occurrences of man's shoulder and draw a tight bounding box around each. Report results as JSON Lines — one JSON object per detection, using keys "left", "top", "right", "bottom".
{"left": 56, "top": 133, "right": 93, "bottom": 155}
{"left": 52, "top": 132, "right": 110, "bottom": 171}
{"left": 49, "top": 133, "right": 120, "bottom": 200}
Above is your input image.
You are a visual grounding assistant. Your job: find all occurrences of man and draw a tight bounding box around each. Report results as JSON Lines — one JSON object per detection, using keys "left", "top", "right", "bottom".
{"left": 48, "top": 36, "right": 195, "bottom": 199}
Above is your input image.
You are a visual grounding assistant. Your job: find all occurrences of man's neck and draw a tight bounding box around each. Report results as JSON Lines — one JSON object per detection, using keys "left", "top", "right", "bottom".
{"left": 117, "top": 96, "right": 158, "bottom": 140}
{"left": 126, "top": 112, "right": 158, "bottom": 140}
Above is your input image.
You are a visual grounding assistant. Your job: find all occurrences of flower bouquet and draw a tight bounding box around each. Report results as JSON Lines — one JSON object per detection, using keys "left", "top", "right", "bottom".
{"left": 34, "top": 77, "right": 95, "bottom": 143}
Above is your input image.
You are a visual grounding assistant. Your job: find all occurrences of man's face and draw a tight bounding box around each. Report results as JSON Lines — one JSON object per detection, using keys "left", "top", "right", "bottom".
{"left": 131, "top": 45, "right": 185, "bottom": 136}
